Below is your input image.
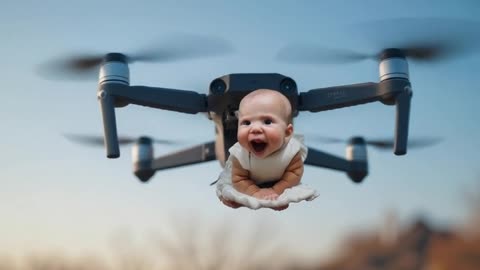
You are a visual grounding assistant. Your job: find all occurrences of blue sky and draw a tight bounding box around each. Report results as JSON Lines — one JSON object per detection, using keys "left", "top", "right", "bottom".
{"left": 1, "top": 0, "right": 479, "bottom": 261}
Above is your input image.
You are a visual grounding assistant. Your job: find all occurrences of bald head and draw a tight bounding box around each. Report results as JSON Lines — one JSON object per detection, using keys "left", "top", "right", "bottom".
{"left": 239, "top": 89, "right": 293, "bottom": 124}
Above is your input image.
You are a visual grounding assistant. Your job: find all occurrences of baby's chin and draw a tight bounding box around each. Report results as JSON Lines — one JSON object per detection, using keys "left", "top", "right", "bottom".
{"left": 250, "top": 150, "right": 268, "bottom": 159}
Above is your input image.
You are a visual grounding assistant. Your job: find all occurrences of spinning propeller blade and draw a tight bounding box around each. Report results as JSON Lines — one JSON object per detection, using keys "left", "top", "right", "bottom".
{"left": 309, "top": 136, "right": 442, "bottom": 151}
{"left": 64, "top": 134, "right": 178, "bottom": 147}
{"left": 276, "top": 17, "right": 480, "bottom": 64}
{"left": 277, "top": 46, "right": 373, "bottom": 64}
{"left": 38, "top": 33, "right": 234, "bottom": 80}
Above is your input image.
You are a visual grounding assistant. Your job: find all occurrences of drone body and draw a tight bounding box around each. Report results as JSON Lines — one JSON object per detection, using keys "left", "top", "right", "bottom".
{"left": 48, "top": 19, "right": 474, "bottom": 184}
{"left": 95, "top": 49, "right": 411, "bottom": 183}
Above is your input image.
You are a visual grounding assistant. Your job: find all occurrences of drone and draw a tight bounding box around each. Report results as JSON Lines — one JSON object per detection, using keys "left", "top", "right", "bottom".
{"left": 41, "top": 18, "right": 478, "bottom": 183}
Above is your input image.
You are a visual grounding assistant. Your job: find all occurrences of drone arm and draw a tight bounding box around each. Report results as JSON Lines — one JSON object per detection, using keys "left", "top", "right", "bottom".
{"left": 300, "top": 79, "right": 411, "bottom": 155}
{"left": 305, "top": 147, "right": 350, "bottom": 172}
{"left": 298, "top": 81, "right": 408, "bottom": 112}
{"left": 103, "top": 84, "right": 208, "bottom": 114}
{"left": 299, "top": 82, "right": 379, "bottom": 111}
{"left": 97, "top": 83, "right": 207, "bottom": 159}
{"left": 150, "top": 142, "right": 216, "bottom": 172}
{"left": 305, "top": 147, "right": 368, "bottom": 183}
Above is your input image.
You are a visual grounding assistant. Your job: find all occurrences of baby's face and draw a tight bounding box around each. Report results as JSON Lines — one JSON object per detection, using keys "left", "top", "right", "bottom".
{"left": 237, "top": 90, "right": 293, "bottom": 159}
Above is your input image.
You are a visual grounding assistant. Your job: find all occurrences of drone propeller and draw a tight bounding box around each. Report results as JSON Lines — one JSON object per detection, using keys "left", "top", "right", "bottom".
{"left": 309, "top": 136, "right": 442, "bottom": 151}
{"left": 38, "top": 33, "right": 234, "bottom": 80}
{"left": 64, "top": 134, "right": 178, "bottom": 147}
{"left": 276, "top": 17, "right": 480, "bottom": 64}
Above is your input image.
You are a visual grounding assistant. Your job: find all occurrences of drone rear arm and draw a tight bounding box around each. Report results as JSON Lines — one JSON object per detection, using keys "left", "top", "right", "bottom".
{"left": 305, "top": 147, "right": 368, "bottom": 183}
{"left": 131, "top": 140, "right": 216, "bottom": 182}
{"left": 151, "top": 142, "right": 216, "bottom": 171}
{"left": 305, "top": 147, "right": 350, "bottom": 171}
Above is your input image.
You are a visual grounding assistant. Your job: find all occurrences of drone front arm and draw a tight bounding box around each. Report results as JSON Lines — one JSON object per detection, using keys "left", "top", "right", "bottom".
{"left": 299, "top": 82, "right": 392, "bottom": 112}
{"left": 299, "top": 79, "right": 411, "bottom": 155}
{"left": 98, "top": 83, "right": 208, "bottom": 158}
{"left": 103, "top": 84, "right": 208, "bottom": 113}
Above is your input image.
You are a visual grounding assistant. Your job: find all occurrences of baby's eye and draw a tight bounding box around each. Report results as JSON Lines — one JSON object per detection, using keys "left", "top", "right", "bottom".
{"left": 241, "top": 120, "right": 251, "bottom": 126}
{"left": 263, "top": 119, "right": 273, "bottom": 125}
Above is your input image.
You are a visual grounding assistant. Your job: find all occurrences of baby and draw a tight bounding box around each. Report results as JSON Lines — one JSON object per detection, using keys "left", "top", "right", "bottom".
{"left": 216, "top": 89, "right": 316, "bottom": 210}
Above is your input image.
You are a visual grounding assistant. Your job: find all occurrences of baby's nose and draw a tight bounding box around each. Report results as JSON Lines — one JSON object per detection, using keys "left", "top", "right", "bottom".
{"left": 250, "top": 123, "right": 262, "bottom": 133}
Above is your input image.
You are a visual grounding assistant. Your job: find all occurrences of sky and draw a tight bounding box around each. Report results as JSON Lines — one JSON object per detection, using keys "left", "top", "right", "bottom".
{"left": 1, "top": 0, "right": 479, "bottom": 263}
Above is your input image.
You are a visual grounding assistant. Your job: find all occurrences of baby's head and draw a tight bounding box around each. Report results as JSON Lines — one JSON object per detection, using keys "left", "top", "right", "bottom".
{"left": 237, "top": 89, "right": 293, "bottom": 158}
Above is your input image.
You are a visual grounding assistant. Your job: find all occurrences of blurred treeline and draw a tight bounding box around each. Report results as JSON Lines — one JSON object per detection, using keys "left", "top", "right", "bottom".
{"left": 316, "top": 180, "right": 480, "bottom": 270}
{"left": 1, "top": 182, "right": 479, "bottom": 270}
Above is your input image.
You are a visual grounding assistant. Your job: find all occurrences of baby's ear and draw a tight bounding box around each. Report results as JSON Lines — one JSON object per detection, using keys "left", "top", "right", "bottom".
{"left": 285, "top": 123, "right": 293, "bottom": 141}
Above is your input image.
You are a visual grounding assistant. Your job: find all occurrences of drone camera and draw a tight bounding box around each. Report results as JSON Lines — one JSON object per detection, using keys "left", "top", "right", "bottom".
{"left": 279, "top": 77, "right": 298, "bottom": 115}
{"left": 280, "top": 78, "right": 297, "bottom": 93}
{"left": 210, "top": 79, "right": 227, "bottom": 94}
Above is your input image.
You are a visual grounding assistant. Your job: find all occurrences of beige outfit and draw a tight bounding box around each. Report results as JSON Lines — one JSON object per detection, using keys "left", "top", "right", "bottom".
{"left": 216, "top": 135, "right": 318, "bottom": 209}
{"left": 229, "top": 136, "right": 308, "bottom": 183}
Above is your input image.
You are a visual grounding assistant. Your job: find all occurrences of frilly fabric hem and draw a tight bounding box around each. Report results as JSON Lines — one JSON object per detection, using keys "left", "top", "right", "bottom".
{"left": 215, "top": 138, "right": 318, "bottom": 210}
{"left": 216, "top": 183, "right": 318, "bottom": 210}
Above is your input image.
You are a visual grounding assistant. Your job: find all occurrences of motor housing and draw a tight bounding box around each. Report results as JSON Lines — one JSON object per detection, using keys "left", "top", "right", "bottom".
{"left": 346, "top": 137, "right": 368, "bottom": 183}
{"left": 132, "top": 137, "right": 155, "bottom": 182}
{"left": 379, "top": 49, "right": 409, "bottom": 82}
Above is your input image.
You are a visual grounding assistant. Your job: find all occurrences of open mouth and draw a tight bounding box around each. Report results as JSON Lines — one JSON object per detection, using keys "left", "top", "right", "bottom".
{"left": 250, "top": 139, "right": 267, "bottom": 153}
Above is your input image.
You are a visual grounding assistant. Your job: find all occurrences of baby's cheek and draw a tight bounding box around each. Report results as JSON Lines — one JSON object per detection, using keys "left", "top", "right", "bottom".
{"left": 268, "top": 130, "right": 282, "bottom": 141}
{"left": 237, "top": 131, "right": 249, "bottom": 147}
{"left": 237, "top": 129, "right": 247, "bottom": 140}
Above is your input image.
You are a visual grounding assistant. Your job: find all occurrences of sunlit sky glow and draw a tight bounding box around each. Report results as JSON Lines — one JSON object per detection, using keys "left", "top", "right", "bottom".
{"left": 1, "top": 0, "right": 479, "bottom": 261}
